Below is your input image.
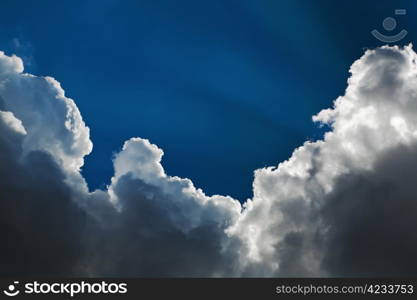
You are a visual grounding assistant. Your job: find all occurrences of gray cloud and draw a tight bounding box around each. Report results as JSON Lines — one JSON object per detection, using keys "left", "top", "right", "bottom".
{"left": 320, "top": 143, "right": 417, "bottom": 276}
{"left": 0, "top": 112, "right": 90, "bottom": 276}
{"left": 1, "top": 45, "right": 417, "bottom": 277}
{"left": 227, "top": 45, "right": 417, "bottom": 276}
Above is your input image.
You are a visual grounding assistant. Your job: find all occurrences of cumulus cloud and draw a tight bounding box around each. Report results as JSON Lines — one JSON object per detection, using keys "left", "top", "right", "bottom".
{"left": 84, "top": 137, "right": 242, "bottom": 276}
{"left": 0, "top": 57, "right": 92, "bottom": 173}
{"left": 1, "top": 45, "right": 417, "bottom": 277}
{"left": 0, "top": 109, "right": 89, "bottom": 276}
{"left": 229, "top": 45, "right": 417, "bottom": 276}
{"left": 0, "top": 50, "right": 242, "bottom": 276}
{"left": 0, "top": 51, "right": 23, "bottom": 75}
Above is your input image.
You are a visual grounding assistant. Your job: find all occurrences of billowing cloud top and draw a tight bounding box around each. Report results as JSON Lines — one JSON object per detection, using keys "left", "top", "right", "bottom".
{"left": 1, "top": 45, "right": 417, "bottom": 277}
{"left": 0, "top": 51, "right": 92, "bottom": 173}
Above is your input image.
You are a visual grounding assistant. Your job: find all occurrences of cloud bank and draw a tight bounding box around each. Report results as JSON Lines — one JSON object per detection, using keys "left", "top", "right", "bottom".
{"left": 1, "top": 45, "right": 417, "bottom": 276}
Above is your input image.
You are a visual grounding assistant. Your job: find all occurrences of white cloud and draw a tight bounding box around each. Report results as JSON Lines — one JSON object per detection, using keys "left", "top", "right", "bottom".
{"left": 1, "top": 45, "right": 417, "bottom": 276}
{"left": 0, "top": 51, "right": 23, "bottom": 75}
{"left": 0, "top": 51, "right": 92, "bottom": 173}
{"left": 0, "top": 110, "right": 26, "bottom": 135}
{"left": 108, "top": 137, "right": 241, "bottom": 233}
{"left": 228, "top": 45, "right": 417, "bottom": 276}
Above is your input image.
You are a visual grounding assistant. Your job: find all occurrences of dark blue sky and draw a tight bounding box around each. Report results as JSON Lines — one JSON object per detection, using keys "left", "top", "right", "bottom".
{"left": 0, "top": 0, "right": 415, "bottom": 201}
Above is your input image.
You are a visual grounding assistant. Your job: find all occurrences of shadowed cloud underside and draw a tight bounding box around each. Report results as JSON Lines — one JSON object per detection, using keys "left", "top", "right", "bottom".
{"left": 1, "top": 45, "right": 417, "bottom": 276}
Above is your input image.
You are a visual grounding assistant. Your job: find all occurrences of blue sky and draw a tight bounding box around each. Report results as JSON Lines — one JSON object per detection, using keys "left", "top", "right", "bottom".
{"left": 0, "top": 0, "right": 415, "bottom": 200}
